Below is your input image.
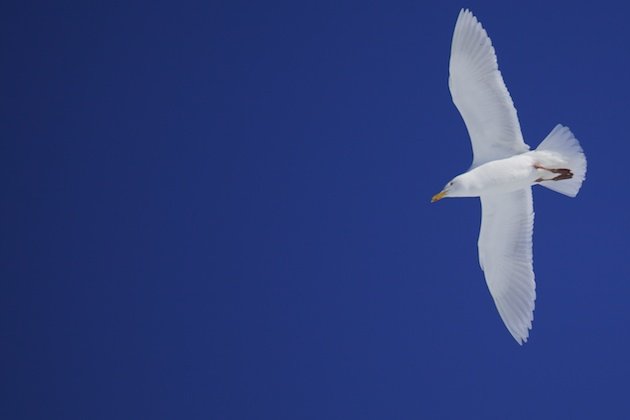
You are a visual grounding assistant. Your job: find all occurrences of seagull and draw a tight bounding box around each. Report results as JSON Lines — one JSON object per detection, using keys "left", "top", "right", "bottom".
{"left": 432, "top": 9, "right": 587, "bottom": 344}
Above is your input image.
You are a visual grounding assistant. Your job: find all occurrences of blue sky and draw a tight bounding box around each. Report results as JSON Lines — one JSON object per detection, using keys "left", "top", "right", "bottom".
{"left": 3, "top": 1, "right": 630, "bottom": 418}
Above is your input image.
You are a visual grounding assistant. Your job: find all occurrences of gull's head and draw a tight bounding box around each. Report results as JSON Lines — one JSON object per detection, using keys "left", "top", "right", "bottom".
{"left": 431, "top": 175, "right": 468, "bottom": 203}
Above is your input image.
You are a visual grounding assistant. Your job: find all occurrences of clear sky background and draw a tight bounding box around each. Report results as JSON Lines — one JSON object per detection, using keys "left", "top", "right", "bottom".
{"left": 2, "top": 1, "right": 629, "bottom": 419}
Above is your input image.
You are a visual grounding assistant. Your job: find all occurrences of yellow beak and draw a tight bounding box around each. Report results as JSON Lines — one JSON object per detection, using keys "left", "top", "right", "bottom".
{"left": 431, "top": 190, "right": 447, "bottom": 203}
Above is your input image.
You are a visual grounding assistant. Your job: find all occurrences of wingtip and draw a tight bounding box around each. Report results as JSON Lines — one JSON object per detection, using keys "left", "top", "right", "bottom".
{"left": 459, "top": 8, "right": 474, "bottom": 19}
{"left": 515, "top": 322, "right": 533, "bottom": 345}
{"left": 457, "top": 8, "right": 484, "bottom": 31}
{"left": 512, "top": 332, "right": 529, "bottom": 346}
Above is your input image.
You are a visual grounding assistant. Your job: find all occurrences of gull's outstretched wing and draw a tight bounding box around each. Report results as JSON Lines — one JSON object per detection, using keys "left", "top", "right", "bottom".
{"left": 478, "top": 189, "right": 536, "bottom": 344}
{"left": 449, "top": 9, "right": 529, "bottom": 167}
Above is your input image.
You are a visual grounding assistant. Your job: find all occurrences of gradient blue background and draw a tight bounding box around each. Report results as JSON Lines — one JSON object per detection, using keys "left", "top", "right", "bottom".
{"left": 2, "top": 1, "right": 629, "bottom": 418}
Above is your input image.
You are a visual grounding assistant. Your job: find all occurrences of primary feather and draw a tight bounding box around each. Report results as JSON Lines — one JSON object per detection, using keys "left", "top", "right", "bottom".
{"left": 479, "top": 190, "right": 535, "bottom": 344}
{"left": 449, "top": 9, "right": 529, "bottom": 168}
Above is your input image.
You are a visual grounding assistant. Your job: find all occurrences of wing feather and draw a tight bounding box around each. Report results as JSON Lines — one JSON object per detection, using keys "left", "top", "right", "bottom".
{"left": 478, "top": 189, "right": 536, "bottom": 344}
{"left": 449, "top": 9, "right": 529, "bottom": 167}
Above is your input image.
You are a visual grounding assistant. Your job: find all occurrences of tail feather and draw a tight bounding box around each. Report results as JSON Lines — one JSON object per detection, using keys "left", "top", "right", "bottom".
{"left": 536, "top": 124, "right": 587, "bottom": 197}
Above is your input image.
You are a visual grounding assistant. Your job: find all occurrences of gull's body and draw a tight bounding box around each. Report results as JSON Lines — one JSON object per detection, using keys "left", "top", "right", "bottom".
{"left": 433, "top": 9, "right": 587, "bottom": 344}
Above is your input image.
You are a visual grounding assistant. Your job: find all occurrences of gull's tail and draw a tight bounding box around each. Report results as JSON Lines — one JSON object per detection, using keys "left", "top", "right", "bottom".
{"left": 535, "top": 124, "right": 587, "bottom": 197}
